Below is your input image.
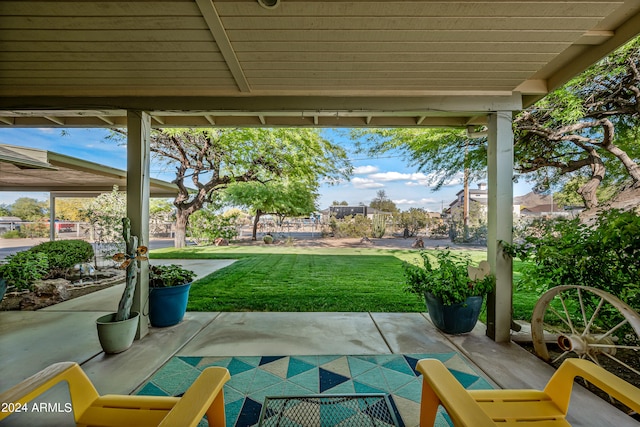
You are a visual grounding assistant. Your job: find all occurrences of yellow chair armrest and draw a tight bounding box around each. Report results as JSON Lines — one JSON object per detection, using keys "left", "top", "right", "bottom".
{"left": 544, "top": 358, "right": 640, "bottom": 415}
{"left": 417, "top": 359, "right": 496, "bottom": 427}
{"left": 0, "top": 362, "right": 99, "bottom": 422}
{"left": 159, "top": 367, "right": 230, "bottom": 427}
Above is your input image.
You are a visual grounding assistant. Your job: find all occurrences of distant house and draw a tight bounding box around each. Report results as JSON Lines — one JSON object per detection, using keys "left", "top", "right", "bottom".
{"left": 0, "top": 216, "right": 23, "bottom": 234}
{"left": 514, "top": 192, "right": 580, "bottom": 218}
{"left": 445, "top": 184, "right": 580, "bottom": 220}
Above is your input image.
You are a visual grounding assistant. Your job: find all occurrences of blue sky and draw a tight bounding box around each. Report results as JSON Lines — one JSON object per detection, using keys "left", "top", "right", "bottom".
{"left": 0, "top": 128, "right": 531, "bottom": 212}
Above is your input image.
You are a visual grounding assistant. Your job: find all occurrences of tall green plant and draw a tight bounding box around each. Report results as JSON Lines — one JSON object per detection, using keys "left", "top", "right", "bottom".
{"left": 372, "top": 214, "right": 386, "bottom": 238}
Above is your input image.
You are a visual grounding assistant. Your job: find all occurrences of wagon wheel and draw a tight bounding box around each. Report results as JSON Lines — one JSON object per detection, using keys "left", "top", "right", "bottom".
{"left": 531, "top": 285, "right": 640, "bottom": 377}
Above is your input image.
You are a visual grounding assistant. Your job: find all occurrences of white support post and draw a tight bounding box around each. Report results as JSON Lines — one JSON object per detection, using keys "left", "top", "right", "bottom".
{"left": 49, "top": 194, "right": 56, "bottom": 241}
{"left": 486, "top": 111, "right": 514, "bottom": 342}
{"left": 127, "top": 110, "right": 151, "bottom": 339}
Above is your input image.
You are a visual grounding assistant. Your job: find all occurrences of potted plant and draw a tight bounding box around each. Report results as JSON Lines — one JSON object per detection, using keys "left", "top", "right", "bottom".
{"left": 404, "top": 248, "right": 494, "bottom": 334}
{"left": 96, "top": 218, "right": 146, "bottom": 353}
{"left": 148, "top": 264, "right": 196, "bottom": 327}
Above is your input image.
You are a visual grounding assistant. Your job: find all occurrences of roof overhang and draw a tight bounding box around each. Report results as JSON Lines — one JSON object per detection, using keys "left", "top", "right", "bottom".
{"left": 1, "top": 0, "right": 639, "bottom": 128}
{"left": 0, "top": 144, "right": 179, "bottom": 197}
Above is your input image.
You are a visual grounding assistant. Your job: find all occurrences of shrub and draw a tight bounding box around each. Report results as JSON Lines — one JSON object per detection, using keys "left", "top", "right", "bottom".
{"left": 506, "top": 209, "right": 640, "bottom": 304}
{"left": 187, "top": 208, "right": 240, "bottom": 245}
{"left": 329, "top": 214, "right": 372, "bottom": 238}
{"left": 1, "top": 230, "right": 24, "bottom": 239}
{"left": 29, "top": 240, "right": 94, "bottom": 278}
{"left": 263, "top": 234, "right": 274, "bottom": 244}
{"left": 0, "top": 251, "right": 49, "bottom": 291}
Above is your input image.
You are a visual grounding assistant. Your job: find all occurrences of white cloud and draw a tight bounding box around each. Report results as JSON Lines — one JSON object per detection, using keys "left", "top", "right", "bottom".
{"left": 352, "top": 177, "right": 385, "bottom": 189}
{"left": 402, "top": 172, "right": 465, "bottom": 188}
{"left": 393, "top": 198, "right": 437, "bottom": 206}
{"left": 353, "top": 165, "right": 379, "bottom": 175}
{"left": 368, "top": 171, "right": 430, "bottom": 182}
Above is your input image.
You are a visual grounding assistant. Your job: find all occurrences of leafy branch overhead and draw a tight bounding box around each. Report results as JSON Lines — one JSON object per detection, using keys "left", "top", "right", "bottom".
{"left": 514, "top": 36, "right": 640, "bottom": 209}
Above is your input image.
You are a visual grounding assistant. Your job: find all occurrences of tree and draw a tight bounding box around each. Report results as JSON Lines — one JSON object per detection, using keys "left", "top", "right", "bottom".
{"left": 369, "top": 190, "right": 398, "bottom": 213}
{"left": 144, "top": 128, "right": 349, "bottom": 247}
{"left": 394, "top": 208, "right": 428, "bottom": 237}
{"left": 10, "top": 197, "right": 47, "bottom": 221}
{"left": 0, "top": 204, "right": 11, "bottom": 216}
{"left": 82, "top": 186, "right": 126, "bottom": 245}
{"left": 55, "top": 198, "right": 90, "bottom": 221}
{"left": 332, "top": 200, "right": 349, "bottom": 206}
{"left": 514, "top": 36, "right": 640, "bottom": 209}
{"left": 225, "top": 179, "right": 318, "bottom": 240}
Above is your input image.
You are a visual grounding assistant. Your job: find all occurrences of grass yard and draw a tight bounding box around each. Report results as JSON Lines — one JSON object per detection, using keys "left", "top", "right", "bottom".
{"left": 151, "top": 244, "right": 537, "bottom": 318}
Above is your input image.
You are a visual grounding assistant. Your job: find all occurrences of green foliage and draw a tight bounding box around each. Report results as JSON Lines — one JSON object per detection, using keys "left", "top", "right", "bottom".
{"left": 328, "top": 214, "right": 372, "bottom": 238}
{"left": 505, "top": 209, "right": 640, "bottom": 308}
{"left": 447, "top": 201, "right": 487, "bottom": 244}
{"left": 8, "top": 197, "right": 48, "bottom": 221}
{"left": 514, "top": 36, "right": 640, "bottom": 206}
{"left": 82, "top": 186, "right": 126, "bottom": 245}
{"left": 0, "top": 251, "right": 49, "bottom": 291}
{"left": 20, "top": 222, "right": 49, "bottom": 238}
{"left": 0, "top": 204, "right": 11, "bottom": 216}
{"left": 149, "top": 264, "right": 196, "bottom": 288}
{"left": 263, "top": 234, "right": 274, "bottom": 244}
{"left": 403, "top": 249, "right": 494, "bottom": 305}
{"left": 370, "top": 190, "right": 398, "bottom": 213}
{"left": 187, "top": 207, "right": 240, "bottom": 245}
{"left": 225, "top": 178, "right": 318, "bottom": 239}
{"left": 371, "top": 214, "right": 386, "bottom": 238}
{"left": 28, "top": 240, "right": 94, "bottom": 278}
{"left": 394, "top": 208, "right": 428, "bottom": 237}
{"left": 1, "top": 230, "right": 24, "bottom": 238}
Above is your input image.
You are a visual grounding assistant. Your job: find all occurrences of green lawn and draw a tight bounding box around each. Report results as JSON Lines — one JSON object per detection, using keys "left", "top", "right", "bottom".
{"left": 151, "top": 245, "right": 537, "bottom": 317}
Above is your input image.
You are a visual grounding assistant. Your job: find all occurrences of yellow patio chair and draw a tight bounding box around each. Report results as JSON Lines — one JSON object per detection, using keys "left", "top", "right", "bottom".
{"left": 417, "top": 357, "right": 640, "bottom": 426}
{"left": 0, "top": 361, "right": 230, "bottom": 427}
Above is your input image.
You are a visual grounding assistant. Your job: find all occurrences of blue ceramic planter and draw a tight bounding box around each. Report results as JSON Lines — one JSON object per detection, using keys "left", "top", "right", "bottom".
{"left": 424, "top": 292, "right": 483, "bottom": 334}
{"left": 149, "top": 282, "right": 191, "bottom": 327}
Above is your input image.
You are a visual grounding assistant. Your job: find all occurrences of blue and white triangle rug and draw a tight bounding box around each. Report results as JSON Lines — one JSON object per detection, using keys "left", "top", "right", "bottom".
{"left": 138, "top": 352, "right": 493, "bottom": 427}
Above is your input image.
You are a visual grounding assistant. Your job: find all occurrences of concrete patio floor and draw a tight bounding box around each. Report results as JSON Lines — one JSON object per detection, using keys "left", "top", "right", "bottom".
{"left": 0, "top": 259, "right": 637, "bottom": 426}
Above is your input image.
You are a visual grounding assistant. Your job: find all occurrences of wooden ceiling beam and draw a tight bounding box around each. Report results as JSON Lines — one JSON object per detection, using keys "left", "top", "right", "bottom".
{"left": 195, "top": 0, "right": 250, "bottom": 92}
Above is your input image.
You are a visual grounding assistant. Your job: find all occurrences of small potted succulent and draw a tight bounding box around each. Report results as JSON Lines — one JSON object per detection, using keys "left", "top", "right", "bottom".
{"left": 404, "top": 248, "right": 494, "bottom": 334}
{"left": 148, "top": 264, "right": 196, "bottom": 327}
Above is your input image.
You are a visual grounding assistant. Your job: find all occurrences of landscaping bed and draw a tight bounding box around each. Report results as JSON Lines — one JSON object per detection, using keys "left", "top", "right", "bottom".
{"left": 0, "top": 268, "right": 124, "bottom": 310}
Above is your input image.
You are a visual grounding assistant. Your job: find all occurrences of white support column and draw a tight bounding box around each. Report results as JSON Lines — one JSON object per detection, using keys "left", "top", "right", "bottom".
{"left": 127, "top": 110, "right": 151, "bottom": 339}
{"left": 486, "top": 111, "right": 514, "bottom": 342}
{"left": 49, "top": 194, "right": 56, "bottom": 241}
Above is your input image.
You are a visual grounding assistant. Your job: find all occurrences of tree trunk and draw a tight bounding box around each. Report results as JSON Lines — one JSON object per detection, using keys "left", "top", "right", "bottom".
{"left": 174, "top": 210, "right": 189, "bottom": 248}
{"left": 252, "top": 210, "right": 263, "bottom": 241}
{"left": 577, "top": 149, "right": 605, "bottom": 210}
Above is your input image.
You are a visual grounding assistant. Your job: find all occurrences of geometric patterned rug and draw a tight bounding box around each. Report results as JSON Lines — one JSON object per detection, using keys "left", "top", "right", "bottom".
{"left": 137, "top": 353, "right": 493, "bottom": 427}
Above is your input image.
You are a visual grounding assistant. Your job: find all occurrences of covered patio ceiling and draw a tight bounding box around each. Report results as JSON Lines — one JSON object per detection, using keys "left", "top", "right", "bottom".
{"left": 1, "top": 0, "right": 640, "bottom": 128}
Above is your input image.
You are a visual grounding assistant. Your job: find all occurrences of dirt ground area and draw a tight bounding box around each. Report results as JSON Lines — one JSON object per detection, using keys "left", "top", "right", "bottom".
{"left": 235, "top": 234, "right": 486, "bottom": 251}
